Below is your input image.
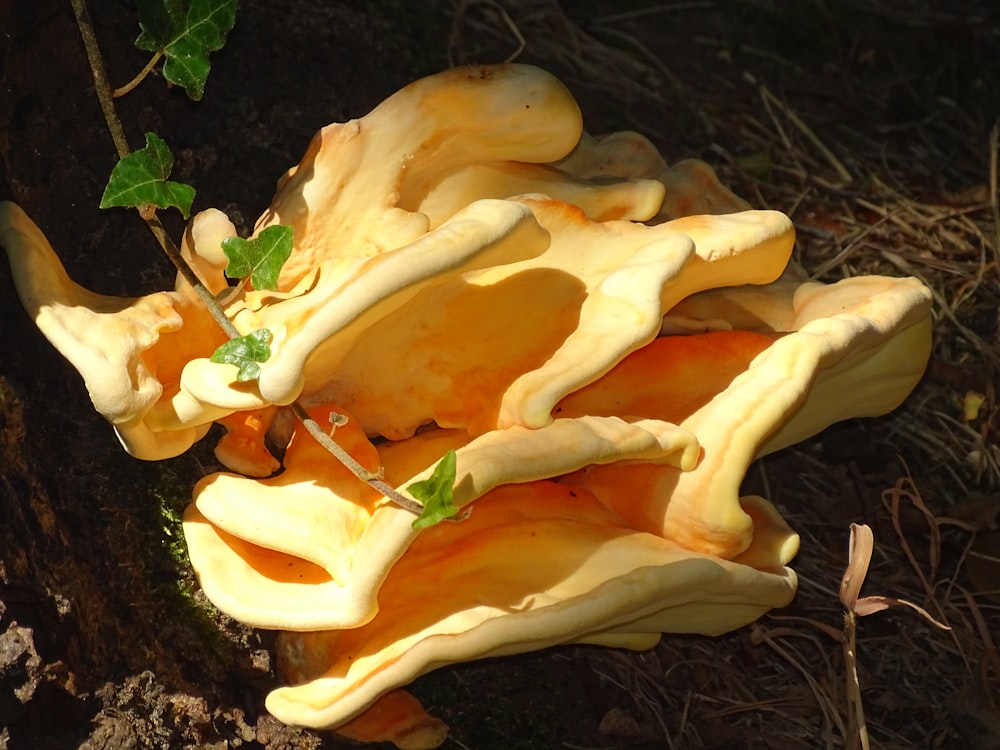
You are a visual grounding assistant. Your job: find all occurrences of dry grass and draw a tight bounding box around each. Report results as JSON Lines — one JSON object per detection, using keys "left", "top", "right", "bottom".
{"left": 444, "top": 1, "right": 1000, "bottom": 747}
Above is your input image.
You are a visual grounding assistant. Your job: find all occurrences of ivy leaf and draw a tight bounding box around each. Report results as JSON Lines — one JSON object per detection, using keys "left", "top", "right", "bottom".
{"left": 409, "top": 451, "right": 459, "bottom": 530}
{"left": 100, "top": 132, "right": 195, "bottom": 217}
{"left": 135, "top": 0, "right": 238, "bottom": 100}
{"left": 221, "top": 225, "right": 293, "bottom": 291}
{"left": 210, "top": 329, "right": 272, "bottom": 382}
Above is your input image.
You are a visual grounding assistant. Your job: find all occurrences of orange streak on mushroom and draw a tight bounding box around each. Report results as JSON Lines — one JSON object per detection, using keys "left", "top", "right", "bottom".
{"left": 328, "top": 266, "right": 586, "bottom": 438}
{"left": 557, "top": 331, "right": 779, "bottom": 554}
{"left": 213, "top": 406, "right": 280, "bottom": 477}
{"left": 554, "top": 330, "right": 777, "bottom": 423}
{"left": 264, "top": 478, "right": 796, "bottom": 731}
{"left": 331, "top": 690, "right": 448, "bottom": 750}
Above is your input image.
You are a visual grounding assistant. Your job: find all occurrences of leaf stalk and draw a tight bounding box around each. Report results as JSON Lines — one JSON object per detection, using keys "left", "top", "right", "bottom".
{"left": 113, "top": 51, "right": 164, "bottom": 98}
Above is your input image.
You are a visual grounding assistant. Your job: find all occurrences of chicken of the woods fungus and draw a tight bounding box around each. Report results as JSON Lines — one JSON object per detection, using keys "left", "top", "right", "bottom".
{"left": 0, "top": 64, "right": 932, "bottom": 748}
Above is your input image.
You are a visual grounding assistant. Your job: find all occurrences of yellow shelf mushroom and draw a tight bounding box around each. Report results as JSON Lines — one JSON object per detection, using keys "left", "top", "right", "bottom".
{"left": 0, "top": 64, "right": 933, "bottom": 749}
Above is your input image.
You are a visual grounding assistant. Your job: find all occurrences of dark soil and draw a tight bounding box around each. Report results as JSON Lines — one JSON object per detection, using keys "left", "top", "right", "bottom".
{"left": 2, "top": 2, "right": 999, "bottom": 749}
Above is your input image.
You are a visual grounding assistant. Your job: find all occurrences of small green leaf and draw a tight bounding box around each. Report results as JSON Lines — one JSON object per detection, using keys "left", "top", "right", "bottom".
{"left": 222, "top": 225, "right": 293, "bottom": 291}
{"left": 409, "top": 451, "right": 459, "bottom": 530}
{"left": 210, "top": 329, "right": 272, "bottom": 381}
{"left": 135, "top": 0, "right": 238, "bottom": 100}
{"left": 100, "top": 132, "right": 195, "bottom": 217}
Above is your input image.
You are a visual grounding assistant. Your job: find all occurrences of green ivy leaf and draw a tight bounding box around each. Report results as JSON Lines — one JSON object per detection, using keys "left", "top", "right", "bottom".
{"left": 409, "top": 451, "right": 459, "bottom": 530}
{"left": 210, "top": 328, "right": 272, "bottom": 381}
{"left": 99, "top": 132, "right": 195, "bottom": 217}
{"left": 221, "top": 225, "right": 293, "bottom": 291}
{"left": 135, "top": 0, "right": 238, "bottom": 100}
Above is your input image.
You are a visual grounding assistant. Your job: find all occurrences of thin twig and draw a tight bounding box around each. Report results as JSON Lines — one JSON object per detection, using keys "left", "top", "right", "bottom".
{"left": 989, "top": 119, "right": 1000, "bottom": 283}
{"left": 214, "top": 275, "right": 251, "bottom": 308}
{"left": 757, "top": 81, "right": 853, "bottom": 185}
{"left": 879, "top": 249, "right": 1000, "bottom": 367}
{"left": 289, "top": 403, "right": 424, "bottom": 515}
{"left": 842, "top": 612, "right": 869, "bottom": 750}
{"left": 808, "top": 209, "right": 898, "bottom": 280}
{"left": 592, "top": 2, "right": 715, "bottom": 25}
{"left": 752, "top": 625, "right": 843, "bottom": 746}
{"left": 146, "top": 213, "right": 240, "bottom": 337}
{"left": 112, "top": 50, "right": 163, "bottom": 98}
{"left": 449, "top": 0, "right": 526, "bottom": 66}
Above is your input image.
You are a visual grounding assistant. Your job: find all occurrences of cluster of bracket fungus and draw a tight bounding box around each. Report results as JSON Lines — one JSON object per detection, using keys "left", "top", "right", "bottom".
{"left": 0, "top": 65, "right": 932, "bottom": 749}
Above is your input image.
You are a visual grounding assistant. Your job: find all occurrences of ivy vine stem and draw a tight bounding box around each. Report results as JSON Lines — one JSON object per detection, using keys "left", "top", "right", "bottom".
{"left": 289, "top": 403, "right": 425, "bottom": 515}
{"left": 70, "top": 0, "right": 212, "bottom": 308}
{"left": 69, "top": 0, "right": 130, "bottom": 160}
{"left": 69, "top": 0, "right": 422, "bottom": 517}
{"left": 149, "top": 213, "right": 240, "bottom": 338}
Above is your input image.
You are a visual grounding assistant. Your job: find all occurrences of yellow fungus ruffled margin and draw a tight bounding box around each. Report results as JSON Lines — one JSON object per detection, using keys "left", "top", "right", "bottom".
{"left": 0, "top": 64, "right": 932, "bottom": 748}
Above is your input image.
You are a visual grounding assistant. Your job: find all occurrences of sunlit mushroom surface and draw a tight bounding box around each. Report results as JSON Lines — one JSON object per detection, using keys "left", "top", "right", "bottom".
{"left": 0, "top": 64, "right": 932, "bottom": 749}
